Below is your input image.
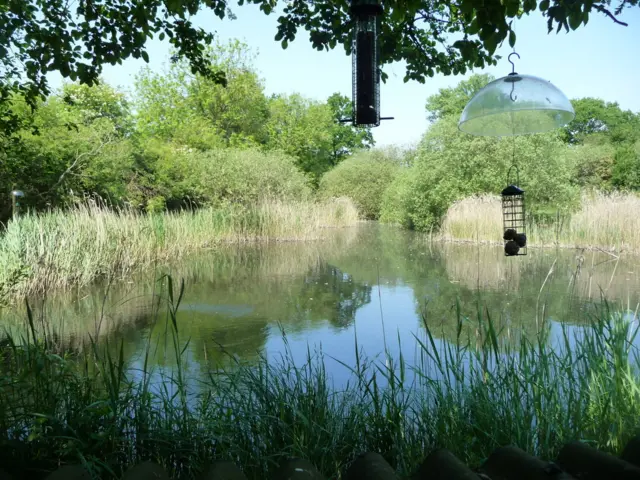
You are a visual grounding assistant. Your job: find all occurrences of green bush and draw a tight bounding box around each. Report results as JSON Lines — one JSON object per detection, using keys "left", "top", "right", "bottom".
{"left": 611, "top": 142, "right": 640, "bottom": 190}
{"left": 379, "top": 169, "right": 417, "bottom": 228}
{"left": 318, "top": 149, "right": 402, "bottom": 219}
{"left": 380, "top": 116, "right": 580, "bottom": 231}
{"left": 118, "top": 141, "right": 315, "bottom": 212}
{"left": 183, "top": 148, "right": 313, "bottom": 206}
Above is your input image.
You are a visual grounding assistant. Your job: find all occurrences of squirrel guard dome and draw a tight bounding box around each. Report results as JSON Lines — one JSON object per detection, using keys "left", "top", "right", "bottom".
{"left": 458, "top": 72, "right": 575, "bottom": 137}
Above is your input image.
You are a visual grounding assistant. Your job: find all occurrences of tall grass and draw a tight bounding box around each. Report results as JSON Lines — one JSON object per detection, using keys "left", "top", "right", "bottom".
{"left": 0, "top": 198, "right": 359, "bottom": 301}
{"left": 439, "top": 192, "right": 640, "bottom": 253}
{"left": 0, "top": 283, "right": 639, "bottom": 479}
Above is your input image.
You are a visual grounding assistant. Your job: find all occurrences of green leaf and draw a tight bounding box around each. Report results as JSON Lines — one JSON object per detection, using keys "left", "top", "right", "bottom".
{"left": 467, "top": 19, "right": 480, "bottom": 35}
{"left": 509, "top": 30, "right": 516, "bottom": 48}
{"left": 460, "top": 0, "right": 474, "bottom": 15}
{"left": 506, "top": 0, "right": 520, "bottom": 17}
{"left": 484, "top": 33, "right": 498, "bottom": 54}
{"left": 282, "top": 39, "right": 289, "bottom": 49}
{"left": 539, "top": 0, "right": 550, "bottom": 11}
{"left": 141, "top": 51, "right": 150, "bottom": 63}
{"left": 569, "top": 12, "right": 582, "bottom": 30}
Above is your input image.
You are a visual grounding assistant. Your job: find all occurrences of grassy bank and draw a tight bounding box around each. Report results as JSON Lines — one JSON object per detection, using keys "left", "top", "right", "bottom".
{"left": 0, "top": 198, "right": 359, "bottom": 301}
{"left": 439, "top": 192, "right": 640, "bottom": 253}
{"left": 0, "top": 288, "right": 638, "bottom": 479}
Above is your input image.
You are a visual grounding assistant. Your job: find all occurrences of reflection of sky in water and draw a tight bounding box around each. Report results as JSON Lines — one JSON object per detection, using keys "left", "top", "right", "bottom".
{"left": 264, "top": 285, "right": 421, "bottom": 388}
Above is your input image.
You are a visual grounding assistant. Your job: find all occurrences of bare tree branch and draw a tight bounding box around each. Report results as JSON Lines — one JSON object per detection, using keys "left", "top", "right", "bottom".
{"left": 47, "top": 136, "right": 114, "bottom": 194}
{"left": 593, "top": 4, "right": 629, "bottom": 26}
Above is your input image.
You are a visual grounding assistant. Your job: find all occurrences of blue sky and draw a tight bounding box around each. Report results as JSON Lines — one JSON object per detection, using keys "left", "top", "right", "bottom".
{"left": 48, "top": 5, "right": 640, "bottom": 147}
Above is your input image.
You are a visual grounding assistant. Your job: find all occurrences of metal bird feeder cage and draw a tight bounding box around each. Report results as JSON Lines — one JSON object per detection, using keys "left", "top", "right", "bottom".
{"left": 339, "top": 0, "right": 393, "bottom": 127}
{"left": 502, "top": 167, "right": 527, "bottom": 257}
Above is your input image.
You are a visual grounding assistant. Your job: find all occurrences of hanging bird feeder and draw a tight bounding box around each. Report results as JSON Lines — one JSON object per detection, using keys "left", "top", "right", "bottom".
{"left": 458, "top": 53, "right": 575, "bottom": 136}
{"left": 502, "top": 166, "right": 527, "bottom": 257}
{"left": 339, "top": 0, "right": 394, "bottom": 127}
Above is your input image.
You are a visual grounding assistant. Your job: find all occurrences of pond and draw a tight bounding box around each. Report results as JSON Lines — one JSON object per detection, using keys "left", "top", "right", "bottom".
{"left": 1, "top": 223, "right": 639, "bottom": 387}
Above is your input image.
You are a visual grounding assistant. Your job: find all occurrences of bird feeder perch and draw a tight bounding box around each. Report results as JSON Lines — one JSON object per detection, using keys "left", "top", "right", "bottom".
{"left": 339, "top": 0, "right": 393, "bottom": 127}
{"left": 502, "top": 167, "right": 527, "bottom": 257}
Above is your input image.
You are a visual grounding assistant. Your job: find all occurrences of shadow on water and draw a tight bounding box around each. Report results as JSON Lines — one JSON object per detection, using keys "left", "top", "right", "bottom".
{"left": 1, "top": 223, "right": 639, "bottom": 384}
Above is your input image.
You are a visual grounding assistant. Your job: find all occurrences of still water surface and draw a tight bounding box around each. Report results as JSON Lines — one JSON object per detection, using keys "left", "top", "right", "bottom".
{"left": 1, "top": 224, "right": 639, "bottom": 385}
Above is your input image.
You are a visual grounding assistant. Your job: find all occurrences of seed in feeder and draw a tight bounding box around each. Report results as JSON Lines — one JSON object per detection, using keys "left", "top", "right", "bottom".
{"left": 503, "top": 229, "right": 517, "bottom": 241}
{"left": 505, "top": 240, "right": 520, "bottom": 256}
{"left": 515, "top": 233, "right": 527, "bottom": 248}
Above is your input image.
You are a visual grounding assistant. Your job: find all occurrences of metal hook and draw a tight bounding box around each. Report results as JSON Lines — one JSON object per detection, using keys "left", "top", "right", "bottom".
{"left": 508, "top": 52, "right": 520, "bottom": 74}
{"left": 508, "top": 52, "right": 520, "bottom": 102}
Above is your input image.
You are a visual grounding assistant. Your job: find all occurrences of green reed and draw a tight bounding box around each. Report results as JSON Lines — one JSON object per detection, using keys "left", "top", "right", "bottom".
{"left": 0, "top": 198, "right": 359, "bottom": 302}
{"left": 0, "top": 281, "right": 638, "bottom": 479}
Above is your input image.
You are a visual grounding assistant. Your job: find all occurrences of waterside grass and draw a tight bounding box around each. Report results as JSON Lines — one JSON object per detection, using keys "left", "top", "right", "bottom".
{"left": 439, "top": 192, "right": 640, "bottom": 253}
{"left": 0, "top": 286, "right": 638, "bottom": 479}
{"left": 0, "top": 198, "right": 359, "bottom": 301}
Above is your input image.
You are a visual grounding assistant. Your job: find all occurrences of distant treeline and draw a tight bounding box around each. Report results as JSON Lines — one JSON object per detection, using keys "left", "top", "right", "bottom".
{"left": 2, "top": 41, "right": 638, "bottom": 233}
{"left": 320, "top": 74, "right": 640, "bottom": 231}
{"left": 0, "top": 39, "right": 374, "bottom": 223}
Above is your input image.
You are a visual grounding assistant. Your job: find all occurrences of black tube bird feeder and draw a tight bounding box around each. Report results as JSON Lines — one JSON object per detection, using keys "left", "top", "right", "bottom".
{"left": 339, "top": 0, "right": 393, "bottom": 127}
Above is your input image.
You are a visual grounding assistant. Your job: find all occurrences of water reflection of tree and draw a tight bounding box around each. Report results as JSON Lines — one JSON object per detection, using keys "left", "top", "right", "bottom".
{"left": 138, "top": 263, "right": 372, "bottom": 367}
{"left": 326, "top": 225, "right": 638, "bottom": 347}
{"left": 2, "top": 223, "right": 638, "bottom": 366}
{"left": 295, "top": 263, "right": 372, "bottom": 330}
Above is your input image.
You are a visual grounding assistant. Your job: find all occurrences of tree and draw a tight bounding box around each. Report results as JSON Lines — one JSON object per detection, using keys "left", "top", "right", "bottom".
{"left": 2, "top": 0, "right": 635, "bottom": 134}
{"left": 0, "top": 85, "right": 135, "bottom": 217}
{"left": 326, "top": 93, "right": 374, "bottom": 165}
{"left": 134, "top": 40, "right": 268, "bottom": 150}
{"left": 562, "top": 97, "right": 640, "bottom": 145}
{"left": 425, "top": 73, "right": 495, "bottom": 122}
{"left": 264, "top": 93, "right": 335, "bottom": 182}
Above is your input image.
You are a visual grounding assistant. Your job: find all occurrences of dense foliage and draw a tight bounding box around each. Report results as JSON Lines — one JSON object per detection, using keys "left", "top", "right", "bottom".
{"left": 380, "top": 117, "right": 580, "bottom": 230}
{"left": 2, "top": 0, "right": 635, "bottom": 136}
{"left": 374, "top": 74, "right": 640, "bottom": 231}
{"left": 0, "top": 40, "right": 372, "bottom": 222}
{"left": 319, "top": 147, "right": 408, "bottom": 219}
{"left": 1, "top": 33, "right": 638, "bottom": 234}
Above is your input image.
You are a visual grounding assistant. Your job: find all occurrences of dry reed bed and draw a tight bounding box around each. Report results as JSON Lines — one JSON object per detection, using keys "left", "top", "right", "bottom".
{"left": 0, "top": 198, "right": 359, "bottom": 300}
{"left": 439, "top": 192, "right": 640, "bottom": 253}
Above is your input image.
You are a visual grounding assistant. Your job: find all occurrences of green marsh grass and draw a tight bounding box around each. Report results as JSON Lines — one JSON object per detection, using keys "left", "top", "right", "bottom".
{"left": 0, "top": 198, "right": 359, "bottom": 301}
{"left": 0, "top": 280, "right": 639, "bottom": 478}
{"left": 439, "top": 192, "right": 640, "bottom": 253}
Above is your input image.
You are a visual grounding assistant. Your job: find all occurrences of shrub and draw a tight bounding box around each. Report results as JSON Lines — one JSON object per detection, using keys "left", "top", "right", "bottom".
{"left": 136, "top": 146, "right": 313, "bottom": 210}
{"left": 185, "top": 148, "right": 313, "bottom": 206}
{"left": 611, "top": 142, "right": 640, "bottom": 190}
{"left": 379, "top": 169, "right": 417, "bottom": 228}
{"left": 318, "top": 149, "right": 402, "bottom": 219}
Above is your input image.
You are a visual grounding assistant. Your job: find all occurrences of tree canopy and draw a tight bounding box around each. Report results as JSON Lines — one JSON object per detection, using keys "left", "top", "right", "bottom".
{"left": 425, "top": 73, "right": 495, "bottom": 122}
{"left": 0, "top": 39, "right": 375, "bottom": 220}
{"left": 1, "top": 0, "right": 636, "bottom": 133}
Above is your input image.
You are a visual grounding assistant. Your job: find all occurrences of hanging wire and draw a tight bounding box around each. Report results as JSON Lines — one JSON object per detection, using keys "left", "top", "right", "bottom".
{"left": 507, "top": 164, "right": 520, "bottom": 187}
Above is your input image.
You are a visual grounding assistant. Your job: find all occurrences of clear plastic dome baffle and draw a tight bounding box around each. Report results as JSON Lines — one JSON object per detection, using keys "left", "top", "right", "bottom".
{"left": 458, "top": 54, "right": 575, "bottom": 137}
